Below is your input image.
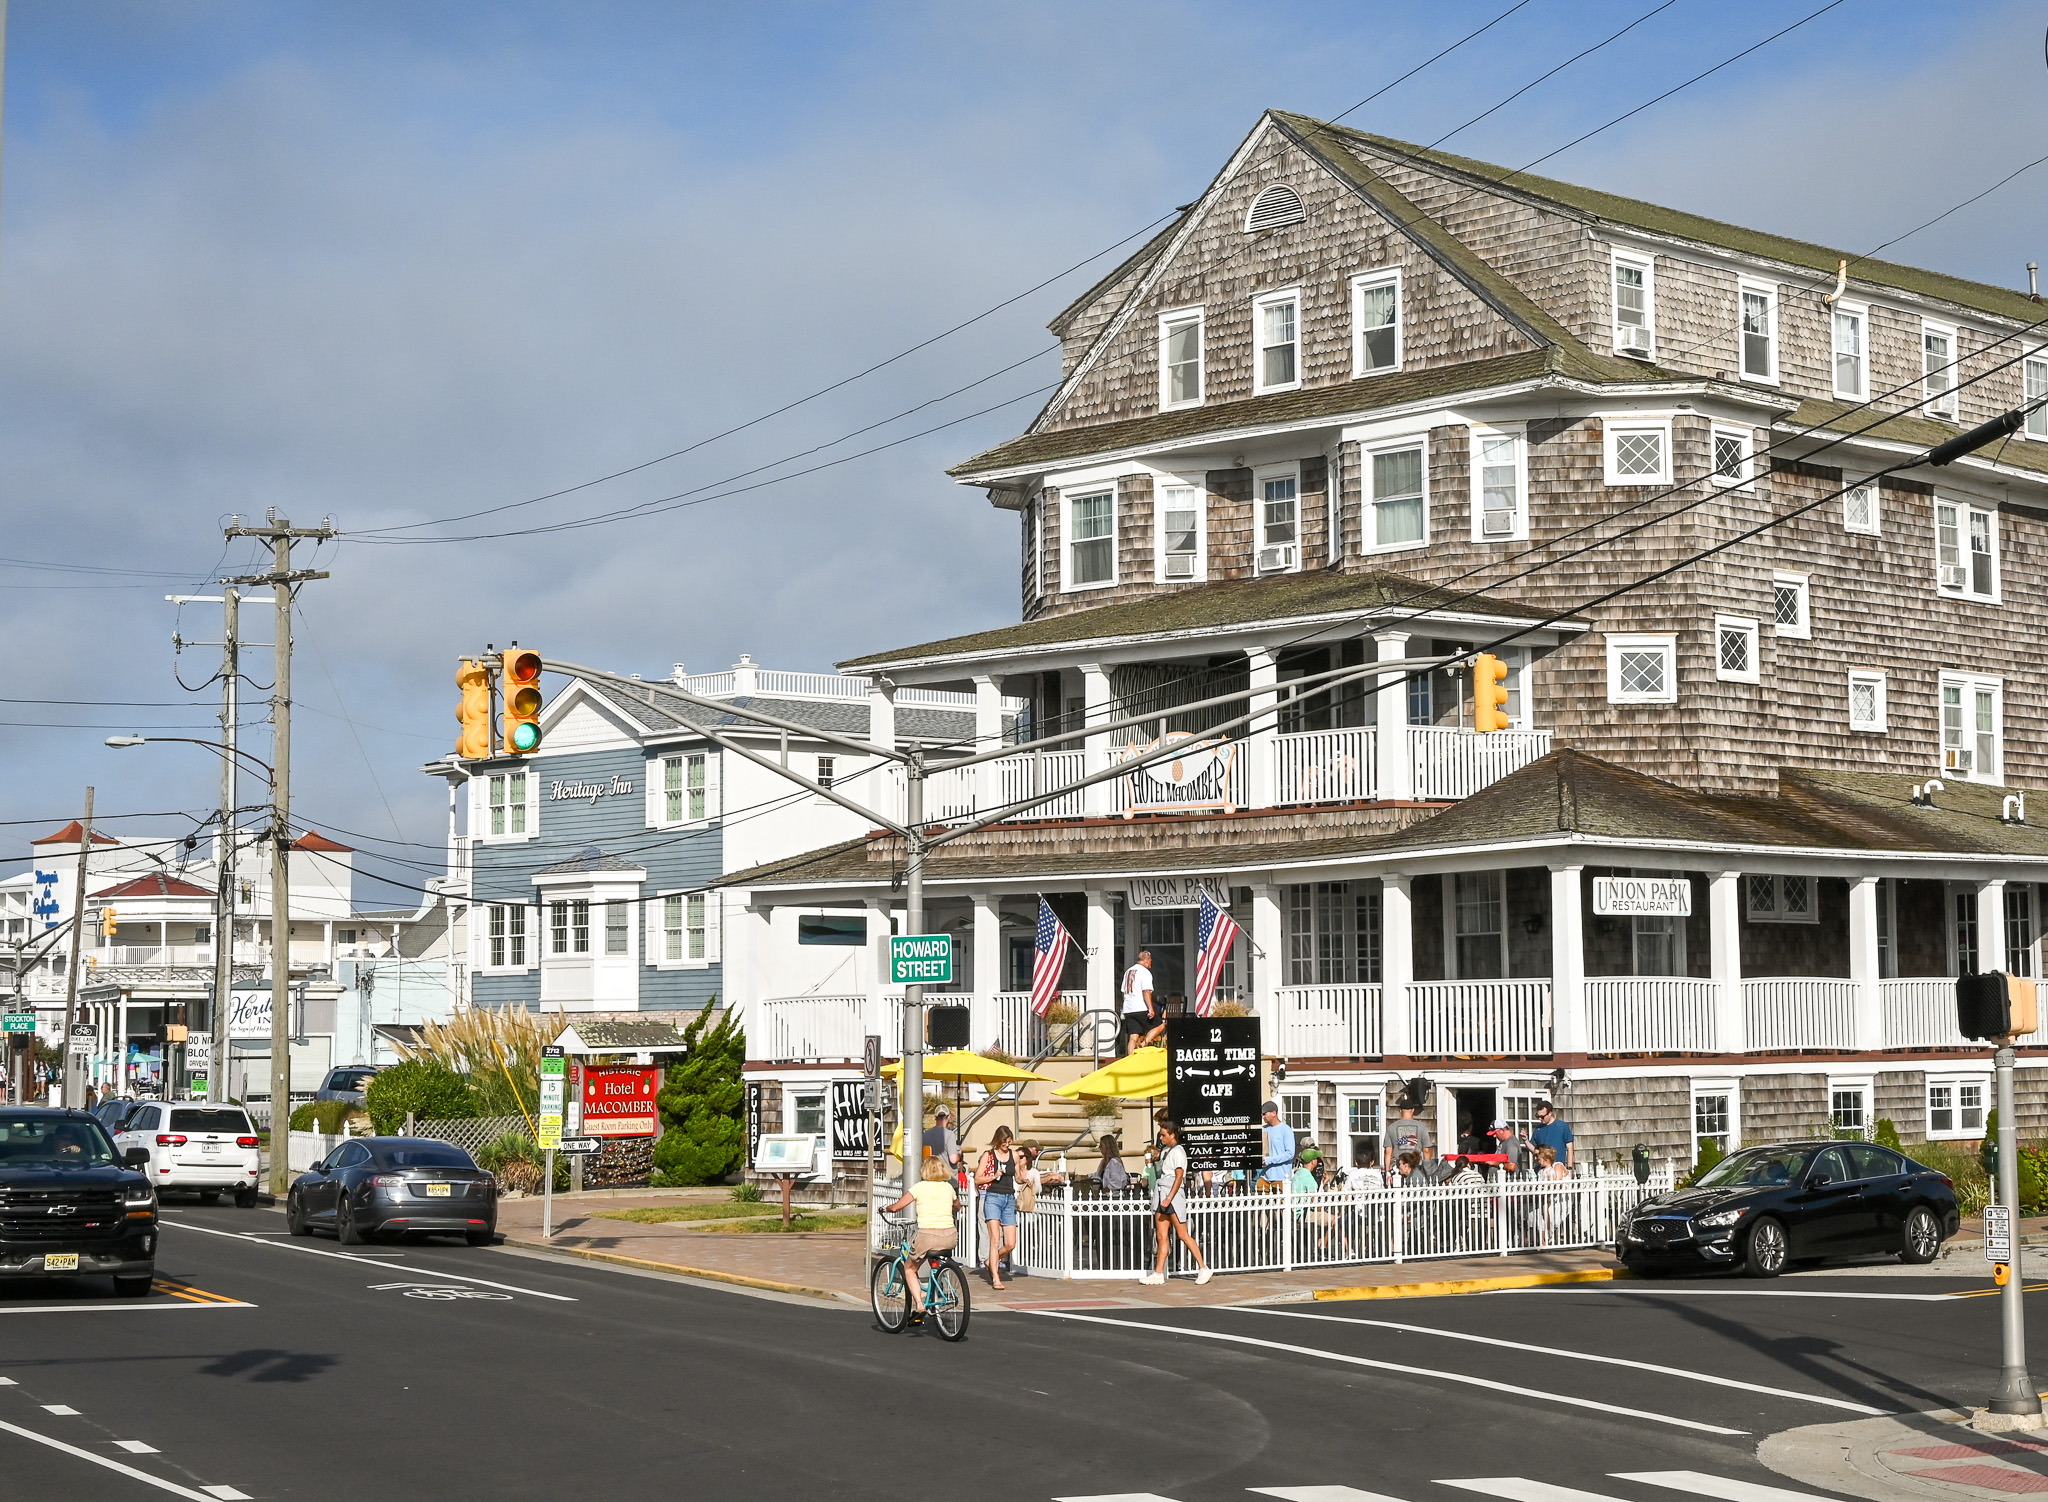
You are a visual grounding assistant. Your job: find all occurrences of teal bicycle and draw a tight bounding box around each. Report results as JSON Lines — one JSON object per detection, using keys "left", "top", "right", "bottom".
{"left": 870, "top": 1218, "right": 972, "bottom": 1341}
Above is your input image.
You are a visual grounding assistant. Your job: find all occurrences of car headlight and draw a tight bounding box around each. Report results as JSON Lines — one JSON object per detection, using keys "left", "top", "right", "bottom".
{"left": 122, "top": 1183, "right": 156, "bottom": 1207}
{"left": 1697, "top": 1207, "right": 1745, "bottom": 1228}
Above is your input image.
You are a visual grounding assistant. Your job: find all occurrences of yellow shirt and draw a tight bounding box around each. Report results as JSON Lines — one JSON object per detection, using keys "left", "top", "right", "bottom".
{"left": 909, "top": 1180, "right": 957, "bottom": 1230}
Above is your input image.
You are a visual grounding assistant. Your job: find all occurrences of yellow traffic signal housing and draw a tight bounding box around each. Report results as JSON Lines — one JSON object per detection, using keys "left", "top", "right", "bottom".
{"left": 100, "top": 907, "right": 118, "bottom": 938}
{"left": 1473, "top": 653, "right": 1512, "bottom": 733}
{"left": 455, "top": 659, "right": 492, "bottom": 760}
{"left": 502, "top": 648, "right": 544, "bottom": 755}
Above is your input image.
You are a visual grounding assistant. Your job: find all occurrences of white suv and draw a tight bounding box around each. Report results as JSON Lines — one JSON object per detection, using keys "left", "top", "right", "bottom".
{"left": 116, "top": 1103, "right": 261, "bottom": 1206}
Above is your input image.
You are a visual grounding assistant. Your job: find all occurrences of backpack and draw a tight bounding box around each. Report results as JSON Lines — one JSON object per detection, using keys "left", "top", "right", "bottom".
{"left": 1101, "top": 1156, "right": 1131, "bottom": 1192}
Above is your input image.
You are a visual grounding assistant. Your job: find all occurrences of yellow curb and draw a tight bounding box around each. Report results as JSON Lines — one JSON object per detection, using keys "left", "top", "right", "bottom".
{"left": 1313, "top": 1267, "right": 1630, "bottom": 1301}
{"left": 502, "top": 1237, "right": 856, "bottom": 1304}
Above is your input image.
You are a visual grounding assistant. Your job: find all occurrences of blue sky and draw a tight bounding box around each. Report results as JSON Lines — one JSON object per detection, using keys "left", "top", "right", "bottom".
{"left": 0, "top": 0, "right": 2041, "bottom": 902}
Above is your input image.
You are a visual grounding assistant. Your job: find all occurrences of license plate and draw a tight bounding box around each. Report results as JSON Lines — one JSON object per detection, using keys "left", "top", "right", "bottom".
{"left": 202, "top": 1143, "right": 221, "bottom": 1153}
{"left": 425, "top": 1183, "right": 452, "bottom": 1198}
{"left": 43, "top": 1254, "right": 78, "bottom": 1273}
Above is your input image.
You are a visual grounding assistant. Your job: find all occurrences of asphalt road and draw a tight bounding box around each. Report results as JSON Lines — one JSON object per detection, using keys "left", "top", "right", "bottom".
{"left": 0, "top": 1202, "right": 2034, "bottom": 1502}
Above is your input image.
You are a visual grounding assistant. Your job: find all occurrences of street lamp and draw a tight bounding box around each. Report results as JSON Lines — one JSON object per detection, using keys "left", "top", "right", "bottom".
{"left": 106, "top": 734, "right": 283, "bottom": 1125}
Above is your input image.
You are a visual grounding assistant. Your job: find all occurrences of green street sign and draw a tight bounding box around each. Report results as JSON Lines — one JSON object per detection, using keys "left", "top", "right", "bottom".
{"left": 889, "top": 934, "right": 953, "bottom": 986}
{"left": 1, "top": 1014, "right": 34, "bottom": 1034}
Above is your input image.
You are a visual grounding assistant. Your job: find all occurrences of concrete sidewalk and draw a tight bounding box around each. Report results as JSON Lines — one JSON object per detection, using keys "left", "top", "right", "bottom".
{"left": 492, "top": 1191, "right": 1633, "bottom": 1308}
{"left": 1767, "top": 1409, "right": 2048, "bottom": 1502}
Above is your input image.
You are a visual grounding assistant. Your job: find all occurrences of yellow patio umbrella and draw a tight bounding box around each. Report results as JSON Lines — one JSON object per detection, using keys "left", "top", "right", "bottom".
{"left": 882, "top": 1050, "right": 1052, "bottom": 1160}
{"left": 1051, "top": 1045, "right": 1168, "bottom": 1101}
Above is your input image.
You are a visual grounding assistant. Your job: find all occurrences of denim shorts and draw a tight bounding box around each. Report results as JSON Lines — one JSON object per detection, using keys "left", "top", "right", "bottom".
{"left": 981, "top": 1191, "right": 1018, "bottom": 1227}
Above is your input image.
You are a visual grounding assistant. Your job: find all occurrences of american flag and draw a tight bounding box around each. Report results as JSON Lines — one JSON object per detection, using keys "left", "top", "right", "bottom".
{"left": 1193, "top": 889, "right": 1241, "bottom": 1018}
{"left": 1029, "top": 898, "right": 1072, "bottom": 1018}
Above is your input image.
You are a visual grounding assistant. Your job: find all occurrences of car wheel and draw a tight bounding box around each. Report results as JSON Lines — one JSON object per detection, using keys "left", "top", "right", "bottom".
{"left": 466, "top": 1226, "right": 494, "bottom": 1248}
{"left": 337, "top": 1196, "right": 365, "bottom": 1246}
{"left": 112, "top": 1274, "right": 151, "bottom": 1298}
{"left": 233, "top": 1188, "right": 258, "bottom": 1209}
{"left": 285, "top": 1192, "right": 310, "bottom": 1237}
{"left": 1743, "top": 1216, "right": 1789, "bottom": 1278}
{"left": 1901, "top": 1206, "right": 1943, "bottom": 1265}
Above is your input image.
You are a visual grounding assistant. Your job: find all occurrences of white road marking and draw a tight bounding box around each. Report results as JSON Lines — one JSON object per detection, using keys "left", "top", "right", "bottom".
{"left": 1441, "top": 1480, "right": 1625, "bottom": 1502}
{"left": 0, "top": 1414, "right": 234, "bottom": 1501}
{"left": 1253, "top": 1488, "right": 1412, "bottom": 1501}
{"left": 1022, "top": 1310, "right": 1745, "bottom": 1435}
{"left": 160, "top": 1219, "right": 575, "bottom": 1302}
{"left": 0, "top": 1302, "right": 252, "bottom": 1316}
{"left": 200, "top": 1487, "right": 250, "bottom": 1500}
{"left": 116, "top": 1439, "right": 160, "bottom": 1453}
{"left": 41, "top": 1405, "right": 77, "bottom": 1415}
{"left": 1238, "top": 1308, "right": 1886, "bottom": 1415}
{"left": 1616, "top": 1470, "right": 1841, "bottom": 1502}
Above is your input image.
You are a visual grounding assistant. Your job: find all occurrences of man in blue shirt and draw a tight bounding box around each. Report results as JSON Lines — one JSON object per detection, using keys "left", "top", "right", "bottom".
{"left": 1527, "top": 1099, "right": 1575, "bottom": 1169}
{"left": 1258, "top": 1100, "right": 1296, "bottom": 1190}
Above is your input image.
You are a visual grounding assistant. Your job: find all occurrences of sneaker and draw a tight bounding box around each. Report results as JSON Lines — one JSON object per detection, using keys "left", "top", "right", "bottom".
{"left": 1195, "top": 1267, "right": 1213, "bottom": 1286}
{"left": 1138, "top": 1271, "right": 1165, "bottom": 1286}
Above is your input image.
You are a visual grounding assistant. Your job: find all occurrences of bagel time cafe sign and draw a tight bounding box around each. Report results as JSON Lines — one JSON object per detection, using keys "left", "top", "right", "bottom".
{"left": 1591, "top": 876, "right": 1692, "bottom": 917}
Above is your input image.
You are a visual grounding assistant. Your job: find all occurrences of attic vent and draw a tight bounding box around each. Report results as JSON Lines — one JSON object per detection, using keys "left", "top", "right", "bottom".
{"left": 1244, "top": 184, "right": 1305, "bottom": 233}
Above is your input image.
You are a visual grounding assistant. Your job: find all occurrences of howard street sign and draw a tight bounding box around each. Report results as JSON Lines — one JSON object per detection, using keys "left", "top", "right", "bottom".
{"left": 888, "top": 934, "right": 953, "bottom": 986}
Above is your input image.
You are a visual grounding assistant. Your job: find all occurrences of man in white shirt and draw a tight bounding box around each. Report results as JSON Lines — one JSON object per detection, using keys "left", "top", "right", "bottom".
{"left": 1119, "top": 950, "right": 1155, "bottom": 1056}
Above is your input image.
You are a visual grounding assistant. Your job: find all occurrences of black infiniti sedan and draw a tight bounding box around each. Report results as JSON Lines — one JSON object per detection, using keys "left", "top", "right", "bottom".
{"left": 1618, "top": 1140, "right": 1962, "bottom": 1278}
{"left": 286, "top": 1137, "right": 496, "bottom": 1246}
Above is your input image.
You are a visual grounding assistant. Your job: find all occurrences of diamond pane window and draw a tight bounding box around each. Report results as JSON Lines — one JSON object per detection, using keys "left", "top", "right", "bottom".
{"left": 1618, "top": 650, "right": 1665, "bottom": 696}
{"left": 1714, "top": 433, "right": 1746, "bottom": 481}
{"left": 1614, "top": 431, "right": 1662, "bottom": 478}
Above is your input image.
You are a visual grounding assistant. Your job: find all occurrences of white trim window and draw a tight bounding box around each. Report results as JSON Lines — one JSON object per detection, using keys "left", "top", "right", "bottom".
{"left": 1828, "top": 1078, "right": 1872, "bottom": 1138}
{"left": 1922, "top": 321, "right": 1959, "bottom": 419}
{"left": 1156, "top": 481, "right": 1205, "bottom": 582}
{"left": 1604, "top": 420, "right": 1670, "bottom": 486}
{"left": 1935, "top": 498, "right": 1998, "bottom": 600}
{"left": 1710, "top": 425, "right": 1752, "bottom": 487}
{"left": 1940, "top": 671, "right": 2003, "bottom": 782}
{"left": 1449, "top": 870, "right": 1505, "bottom": 981}
{"left": 1607, "top": 633, "right": 1677, "bottom": 704}
{"left": 1691, "top": 1079, "right": 1739, "bottom": 1156}
{"left": 1843, "top": 481, "right": 1880, "bottom": 536}
{"left": 1159, "top": 309, "right": 1204, "bottom": 410}
{"left": 1253, "top": 289, "right": 1301, "bottom": 395}
{"left": 1470, "top": 428, "right": 1525, "bottom": 541}
{"left": 653, "top": 751, "right": 718, "bottom": 826}
{"left": 1611, "top": 249, "right": 1655, "bottom": 358}
{"left": 1771, "top": 572, "right": 1810, "bottom": 639}
{"left": 1831, "top": 302, "right": 1867, "bottom": 400}
{"left": 1066, "top": 489, "right": 1116, "bottom": 589}
{"left": 1367, "top": 442, "right": 1427, "bottom": 552}
{"left": 1847, "top": 670, "right": 1887, "bottom": 733}
{"left": 1714, "top": 616, "right": 1759, "bottom": 684}
{"left": 657, "top": 892, "right": 717, "bottom": 966}
{"left": 2025, "top": 352, "right": 2048, "bottom": 440}
{"left": 485, "top": 903, "right": 529, "bottom": 970}
{"left": 549, "top": 898, "right": 592, "bottom": 956}
{"left": 1350, "top": 269, "right": 1402, "bottom": 377}
{"left": 1926, "top": 1075, "right": 1989, "bottom": 1140}
{"left": 1746, "top": 874, "right": 1818, "bottom": 925}
{"left": 481, "top": 770, "right": 532, "bottom": 840}
{"left": 1255, "top": 465, "right": 1300, "bottom": 574}
{"left": 1738, "top": 282, "right": 1776, "bottom": 383}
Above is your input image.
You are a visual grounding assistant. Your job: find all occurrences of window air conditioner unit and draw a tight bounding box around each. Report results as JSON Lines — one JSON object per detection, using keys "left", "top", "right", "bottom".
{"left": 1256, "top": 544, "right": 1298, "bottom": 574}
{"left": 1946, "top": 746, "right": 1973, "bottom": 772}
{"left": 1939, "top": 564, "right": 1967, "bottom": 589}
{"left": 1616, "top": 325, "right": 1654, "bottom": 357}
{"left": 1481, "top": 509, "right": 1516, "bottom": 537}
{"left": 1164, "top": 553, "right": 1195, "bottom": 580}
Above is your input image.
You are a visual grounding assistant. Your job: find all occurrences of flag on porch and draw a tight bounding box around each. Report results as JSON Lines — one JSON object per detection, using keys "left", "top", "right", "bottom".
{"left": 1029, "top": 898, "right": 1072, "bottom": 1018}
{"left": 1193, "top": 889, "right": 1240, "bottom": 1018}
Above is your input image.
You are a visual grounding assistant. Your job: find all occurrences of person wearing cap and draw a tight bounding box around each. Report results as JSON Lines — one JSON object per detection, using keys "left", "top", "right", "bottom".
{"left": 1256, "top": 1101, "right": 1295, "bottom": 1192}
{"left": 921, "top": 1107, "right": 960, "bottom": 1171}
{"left": 1487, "top": 1118, "right": 1521, "bottom": 1173}
{"left": 1290, "top": 1146, "right": 1323, "bottom": 1196}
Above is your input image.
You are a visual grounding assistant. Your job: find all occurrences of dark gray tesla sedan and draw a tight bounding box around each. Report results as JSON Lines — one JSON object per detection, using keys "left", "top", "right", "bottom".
{"left": 286, "top": 1137, "right": 496, "bottom": 1246}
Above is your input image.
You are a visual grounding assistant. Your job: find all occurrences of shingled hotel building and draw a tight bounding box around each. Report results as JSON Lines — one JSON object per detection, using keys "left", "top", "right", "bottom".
{"left": 724, "top": 111, "right": 2048, "bottom": 1168}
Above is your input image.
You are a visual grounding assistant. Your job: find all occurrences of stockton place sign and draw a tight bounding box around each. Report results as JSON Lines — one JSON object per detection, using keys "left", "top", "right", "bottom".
{"left": 549, "top": 776, "right": 635, "bottom": 803}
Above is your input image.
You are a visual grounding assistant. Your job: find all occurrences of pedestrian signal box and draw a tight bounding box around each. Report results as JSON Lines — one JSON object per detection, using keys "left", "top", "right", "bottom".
{"left": 1958, "top": 971, "right": 2039, "bottom": 1041}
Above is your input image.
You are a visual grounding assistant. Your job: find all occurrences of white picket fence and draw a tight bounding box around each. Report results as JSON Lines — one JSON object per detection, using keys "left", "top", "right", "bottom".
{"left": 879, "top": 1169, "right": 1672, "bottom": 1280}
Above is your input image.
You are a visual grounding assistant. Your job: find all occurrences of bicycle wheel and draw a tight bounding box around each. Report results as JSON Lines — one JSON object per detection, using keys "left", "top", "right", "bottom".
{"left": 870, "top": 1257, "right": 910, "bottom": 1333}
{"left": 927, "top": 1260, "right": 972, "bottom": 1342}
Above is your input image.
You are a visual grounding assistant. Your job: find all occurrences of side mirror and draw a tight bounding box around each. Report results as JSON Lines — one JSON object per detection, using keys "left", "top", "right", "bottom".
{"left": 1807, "top": 1172, "right": 1833, "bottom": 1191}
{"left": 122, "top": 1148, "right": 149, "bottom": 1170}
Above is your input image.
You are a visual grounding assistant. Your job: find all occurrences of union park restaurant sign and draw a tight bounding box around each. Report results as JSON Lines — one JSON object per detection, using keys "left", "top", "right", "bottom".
{"left": 1590, "top": 876, "right": 1692, "bottom": 918}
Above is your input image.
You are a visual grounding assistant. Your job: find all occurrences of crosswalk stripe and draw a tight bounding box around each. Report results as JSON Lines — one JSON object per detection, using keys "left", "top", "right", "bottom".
{"left": 1440, "top": 1479, "right": 1627, "bottom": 1502}
{"left": 1615, "top": 1470, "right": 1841, "bottom": 1502}
{"left": 1251, "top": 1488, "right": 1412, "bottom": 1501}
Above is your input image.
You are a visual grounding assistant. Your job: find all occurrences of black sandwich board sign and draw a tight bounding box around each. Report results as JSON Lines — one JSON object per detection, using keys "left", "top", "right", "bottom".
{"left": 1166, "top": 1016, "right": 1262, "bottom": 1174}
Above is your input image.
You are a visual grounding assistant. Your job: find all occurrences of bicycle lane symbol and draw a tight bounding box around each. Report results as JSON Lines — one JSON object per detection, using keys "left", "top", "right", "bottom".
{"left": 367, "top": 1281, "right": 515, "bottom": 1301}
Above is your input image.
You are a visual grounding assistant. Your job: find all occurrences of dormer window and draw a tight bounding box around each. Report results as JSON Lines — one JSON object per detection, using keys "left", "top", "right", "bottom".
{"left": 1255, "top": 465, "right": 1299, "bottom": 574}
{"left": 1159, "top": 310, "right": 1203, "bottom": 409}
{"left": 1245, "top": 184, "right": 1304, "bottom": 233}
{"left": 1922, "top": 322, "right": 1958, "bottom": 419}
{"left": 1832, "top": 302, "right": 1867, "bottom": 399}
{"left": 1612, "top": 251, "right": 1654, "bottom": 358}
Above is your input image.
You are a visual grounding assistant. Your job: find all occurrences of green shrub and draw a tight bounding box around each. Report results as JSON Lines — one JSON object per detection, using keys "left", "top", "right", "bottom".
{"left": 729, "top": 1181, "right": 763, "bottom": 1203}
{"left": 288, "top": 1100, "right": 353, "bottom": 1134}
{"left": 1908, "top": 1138, "right": 1993, "bottom": 1217}
{"left": 649, "top": 1007, "right": 745, "bottom": 1187}
{"left": 1874, "top": 1117, "right": 1902, "bottom": 1153}
{"left": 364, "top": 1059, "right": 478, "bottom": 1134}
{"left": 1679, "top": 1137, "right": 1726, "bottom": 1188}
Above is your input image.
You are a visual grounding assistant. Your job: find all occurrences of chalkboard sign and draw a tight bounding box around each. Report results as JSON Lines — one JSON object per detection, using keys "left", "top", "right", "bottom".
{"left": 1166, "top": 1017, "right": 1262, "bottom": 1173}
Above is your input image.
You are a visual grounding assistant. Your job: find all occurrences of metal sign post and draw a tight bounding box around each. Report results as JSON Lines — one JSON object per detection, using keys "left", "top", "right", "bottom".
{"left": 1990, "top": 1038, "right": 2042, "bottom": 1421}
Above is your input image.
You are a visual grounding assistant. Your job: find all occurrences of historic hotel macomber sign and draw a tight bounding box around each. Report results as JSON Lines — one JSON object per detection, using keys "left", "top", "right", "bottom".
{"left": 580, "top": 1065, "right": 662, "bottom": 1137}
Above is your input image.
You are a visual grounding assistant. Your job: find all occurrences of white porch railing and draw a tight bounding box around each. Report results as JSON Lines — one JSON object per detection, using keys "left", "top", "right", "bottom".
{"left": 1881, "top": 978, "right": 1980, "bottom": 1050}
{"left": 1586, "top": 977, "right": 1719, "bottom": 1053}
{"left": 1273, "top": 985, "right": 1383, "bottom": 1057}
{"left": 1273, "top": 727, "right": 1378, "bottom": 804}
{"left": 971, "top": 991, "right": 1088, "bottom": 1058}
{"left": 755, "top": 994, "right": 900, "bottom": 1062}
{"left": 1744, "top": 978, "right": 1858, "bottom": 1052}
{"left": 1409, "top": 726, "right": 1552, "bottom": 800}
{"left": 915, "top": 1170, "right": 1673, "bottom": 1280}
{"left": 1408, "top": 979, "right": 1552, "bottom": 1055}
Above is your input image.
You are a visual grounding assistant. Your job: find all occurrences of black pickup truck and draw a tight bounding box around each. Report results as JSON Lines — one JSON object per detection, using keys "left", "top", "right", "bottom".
{"left": 0, "top": 1108, "right": 157, "bottom": 1296}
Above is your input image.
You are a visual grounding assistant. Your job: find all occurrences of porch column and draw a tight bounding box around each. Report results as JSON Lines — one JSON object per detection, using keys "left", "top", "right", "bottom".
{"left": 1709, "top": 871, "right": 1744, "bottom": 1053}
{"left": 864, "top": 897, "right": 894, "bottom": 1042}
{"left": 865, "top": 678, "right": 898, "bottom": 822}
{"left": 1549, "top": 865, "right": 1586, "bottom": 1056}
{"left": 1849, "top": 876, "right": 1884, "bottom": 1050}
{"left": 1251, "top": 882, "right": 1282, "bottom": 1033}
{"left": 1381, "top": 874, "right": 1413, "bottom": 1057}
{"left": 742, "top": 903, "right": 773, "bottom": 1015}
{"left": 971, "top": 893, "right": 1001, "bottom": 1045}
{"left": 1374, "top": 632, "right": 1414, "bottom": 801}
{"left": 1084, "top": 888, "right": 1114, "bottom": 1016}
{"left": 1079, "top": 663, "right": 1112, "bottom": 816}
{"left": 1247, "top": 646, "right": 1278, "bottom": 809}
{"left": 1977, "top": 878, "right": 2008, "bottom": 973}
{"left": 972, "top": 676, "right": 1003, "bottom": 813}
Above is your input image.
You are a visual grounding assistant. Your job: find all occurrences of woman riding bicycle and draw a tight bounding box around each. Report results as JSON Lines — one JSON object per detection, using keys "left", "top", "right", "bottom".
{"left": 882, "top": 1156, "right": 958, "bottom": 1319}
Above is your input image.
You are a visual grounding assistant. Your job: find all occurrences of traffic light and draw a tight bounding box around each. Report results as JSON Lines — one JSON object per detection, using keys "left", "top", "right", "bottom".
{"left": 100, "top": 908, "right": 118, "bottom": 939}
{"left": 502, "top": 647, "right": 543, "bottom": 754}
{"left": 1958, "top": 971, "right": 2040, "bottom": 1041}
{"left": 455, "top": 659, "right": 492, "bottom": 760}
{"left": 1473, "top": 653, "right": 1511, "bottom": 733}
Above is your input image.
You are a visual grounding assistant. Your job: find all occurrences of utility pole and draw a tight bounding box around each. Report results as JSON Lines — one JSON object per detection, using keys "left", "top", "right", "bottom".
{"left": 225, "top": 514, "right": 332, "bottom": 1193}
{"left": 59, "top": 787, "right": 93, "bottom": 1110}
{"left": 902, "top": 755, "right": 924, "bottom": 1193}
{"left": 215, "top": 584, "right": 238, "bottom": 1105}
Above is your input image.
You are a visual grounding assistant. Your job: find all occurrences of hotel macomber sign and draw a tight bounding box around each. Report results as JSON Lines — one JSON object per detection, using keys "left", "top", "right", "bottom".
{"left": 581, "top": 1065, "right": 661, "bottom": 1138}
{"left": 1591, "top": 877, "right": 1692, "bottom": 918}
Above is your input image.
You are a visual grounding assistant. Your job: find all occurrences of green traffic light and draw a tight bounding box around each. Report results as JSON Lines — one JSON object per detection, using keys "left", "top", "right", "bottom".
{"left": 510, "top": 721, "right": 541, "bottom": 753}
